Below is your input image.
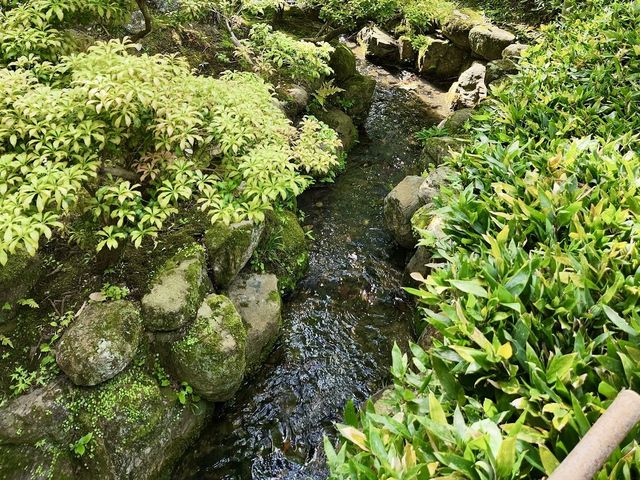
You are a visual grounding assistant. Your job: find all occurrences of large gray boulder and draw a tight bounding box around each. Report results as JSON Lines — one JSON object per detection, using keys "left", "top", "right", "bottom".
{"left": 384, "top": 176, "right": 427, "bottom": 248}
{"left": 168, "top": 294, "right": 247, "bottom": 401}
{"left": 452, "top": 61, "right": 487, "bottom": 110}
{"left": 469, "top": 25, "right": 516, "bottom": 60}
{"left": 441, "top": 10, "right": 485, "bottom": 50}
{"left": 315, "top": 108, "right": 358, "bottom": 151}
{"left": 357, "top": 26, "right": 399, "bottom": 64}
{"left": 141, "top": 244, "right": 211, "bottom": 331}
{"left": 281, "top": 85, "right": 309, "bottom": 118}
{"left": 204, "top": 221, "right": 264, "bottom": 289}
{"left": 56, "top": 301, "right": 142, "bottom": 386}
{"left": 228, "top": 273, "right": 282, "bottom": 372}
{"left": 418, "top": 38, "right": 468, "bottom": 79}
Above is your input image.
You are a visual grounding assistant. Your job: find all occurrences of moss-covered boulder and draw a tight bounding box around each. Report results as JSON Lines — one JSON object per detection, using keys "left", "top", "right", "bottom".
{"left": 141, "top": 244, "right": 210, "bottom": 331}
{"left": 437, "top": 108, "right": 473, "bottom": 134}
{"left": 315, "top": 108, "right": 358, "bottom": 151}
{"left": 0, "top": 367, "right": 210, "bottom": 479}
{"left": 255, "top": 210, "right": 309, "bottom": 294}
{"left": 337, "top": 74, "right": 376, "bottom": 125}
{"left": 329, "top": 43, "right": 357, "bottom": 83}
{"left": 441, "top": 10, "right": 485, "bottom": 50}
{"left": 421, "top": 136, "right": 466, "bottom": 166}
{"left": 502, "top": 43, "right": 527, "bottom": 59}
{"left": 418, "top": 38, "right": 468, "bottom": 80}
{"left": 469, "top": 25, "right": 516, "bottom": 61}
{"left": 228, "top": 273, "right": 282, "bottom": 372}
{"left": 168, "top": 294, "right": 247, "bottom": 401}
{"left": 0, "top": 252, "right": 44, "bottom": 322}
{"left": 418, "top": 166, "right": 456, "bottom": 205}
{"left": 204, "top": 221, "right": 264, "bottom": 289}
{"left": 485, "top": 58, "right": 517, "bottom": 85}
{"left": 56, "top": 301, "right": 142, "bottom": 386}
{"left": 280, "top": 84, "right": 309, "bottom": 118}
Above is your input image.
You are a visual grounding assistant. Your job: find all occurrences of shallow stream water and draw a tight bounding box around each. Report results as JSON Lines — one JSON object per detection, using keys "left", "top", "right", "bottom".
{"left": 174, "top": 59, "right": 447, "bottom": 480}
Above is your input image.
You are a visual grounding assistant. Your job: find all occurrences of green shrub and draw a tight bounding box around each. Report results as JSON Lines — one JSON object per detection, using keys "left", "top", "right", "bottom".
{"left": 328, "top": 0, "right": 640, "bottom": 478}
{"left": 0, "top": 37, "right": 341, "bottom": 264}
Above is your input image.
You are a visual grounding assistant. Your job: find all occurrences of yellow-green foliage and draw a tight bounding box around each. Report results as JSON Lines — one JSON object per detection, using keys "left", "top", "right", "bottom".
{"left": 0, "top": 0, "right": 129, "bottom": 63}
{"left": 0, "top": 38, "right": 340, "bottom": 263}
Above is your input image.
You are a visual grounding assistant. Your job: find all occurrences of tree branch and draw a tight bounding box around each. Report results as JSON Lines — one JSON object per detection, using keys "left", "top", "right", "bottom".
{"left": 131, "top": 0, "right": 153, "bottom": 41}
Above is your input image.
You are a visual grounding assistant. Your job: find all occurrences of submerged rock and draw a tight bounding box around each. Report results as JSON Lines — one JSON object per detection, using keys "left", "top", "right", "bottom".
{"left": 452, "top": 61, "right": 487, "bottom": 110}
{"left": 56, "top": 301, "right": 142, "bottom": 386}
{"left": 357, "top": 26, "right": 399, "bottom": 64}
{"left": 315, "top": 108, "right": 358, "bottom": 151}
{"left": 384, "top": 176, "right": 427, "bottom": 248}
{"left": 168, "top": 294, "right": 247, "bottom": 401}
{"left": 228, "top": 273, "right": 282, "bottom": 372}
{"left": 418, "top": 38, "right": 467, "bottom": 79}
{"left": 469, "top": 25, "right": 516, "bottom": 60}
{"left": 141, "top": 244, "right": 210, "bottom": 331}
{"left": 204, "top": 221, "right": 264, "bottom": 289}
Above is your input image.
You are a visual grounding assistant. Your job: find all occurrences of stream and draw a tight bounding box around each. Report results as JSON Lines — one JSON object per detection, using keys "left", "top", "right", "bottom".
{"left": 174, "top": 58, "right": 448, "bottom": 480}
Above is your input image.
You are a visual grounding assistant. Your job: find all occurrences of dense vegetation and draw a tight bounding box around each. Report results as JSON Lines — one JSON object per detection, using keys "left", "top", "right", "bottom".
{"left": 0, "top": 0, "right": 341, "bottom": 264}
{"left": 328, "top": 0, "right": 640, "bottom": 478}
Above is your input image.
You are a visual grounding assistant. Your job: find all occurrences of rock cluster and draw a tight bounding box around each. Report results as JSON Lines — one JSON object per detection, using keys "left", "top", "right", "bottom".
{"left": 1, "top": 207, "right": 312, "bottom": 479}
{"left": 357, "top": 16, "right": 525, "bottom": 110}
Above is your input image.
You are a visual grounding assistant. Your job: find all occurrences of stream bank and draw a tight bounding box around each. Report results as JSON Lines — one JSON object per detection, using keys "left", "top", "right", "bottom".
{"left": 174, "top": 56, "right": 449, "bottom": 479}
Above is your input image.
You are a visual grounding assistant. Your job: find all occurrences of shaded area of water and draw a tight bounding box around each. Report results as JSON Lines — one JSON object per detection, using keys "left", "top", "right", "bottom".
{"left": 174, "top": 67, "right": 445, "bottom": 480}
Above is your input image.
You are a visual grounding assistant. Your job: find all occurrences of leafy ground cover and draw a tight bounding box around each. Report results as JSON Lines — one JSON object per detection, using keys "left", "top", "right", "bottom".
{"left": 327, "top": 0, "right": 640, "bottom": 478}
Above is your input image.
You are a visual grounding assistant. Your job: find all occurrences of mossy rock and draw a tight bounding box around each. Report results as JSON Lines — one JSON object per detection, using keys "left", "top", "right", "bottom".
{"left": 65, "top": 366, "right": 211, "bottom": 478}
{"left": 486, "top": 58, "right": 517, "bottom": 85}
{"left": 420, "top": 136, "right": 466, "bottom": 167}
{"left": 315, "top": 108, "right": 358, "bottom": 152}
{"left": 418, "top": 38, "right": 468, "bottom": 80}
{"left": 141, "top": 243, "right": 211, "bottom": 331}
{"left": 441, "top": 9, "right": 486, "bottom": 50}
{"left": 0, "top": 443, "right": 76, "bottom": 480}
{"left": 168, "top": 294, "right": 247, "bottom": 401}
{"left": 204, "top": 221, "right": 264, "bottom": 289}
{"left": 469, "top": 25, "right": 516, "bottom": 61}
{"left": 254, "top": 210, "right": 309, "bottom": 295}
{"left": 438, "top": 108, "right": 473, "bottom": 134}
{"left": 329, "top": 43, "right": 357, "bottom": 83}
{"left": 337, "top": 74, "right": 376, "bottom": 125}
{"left": 0, "top": 252, "right": 44, "bottom": 322}
{"left": 56, "top": 301, "right": 142, "bottom": 386}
